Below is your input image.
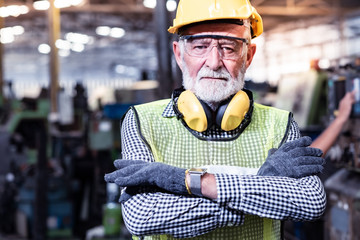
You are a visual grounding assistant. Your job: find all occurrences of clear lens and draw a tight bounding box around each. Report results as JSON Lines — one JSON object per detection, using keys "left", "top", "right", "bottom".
{"left": 181, "top": 35, "right": 248, "bottom": 60}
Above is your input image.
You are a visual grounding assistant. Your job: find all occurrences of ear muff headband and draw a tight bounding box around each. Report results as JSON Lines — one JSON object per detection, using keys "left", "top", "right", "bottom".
{"left": 177, "top": 89, "right": 250, "bottom": 132}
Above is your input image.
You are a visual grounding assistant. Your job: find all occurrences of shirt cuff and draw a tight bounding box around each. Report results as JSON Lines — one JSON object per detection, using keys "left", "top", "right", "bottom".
{"left": 215, "top": 173, "right": 243, "bottom": 209}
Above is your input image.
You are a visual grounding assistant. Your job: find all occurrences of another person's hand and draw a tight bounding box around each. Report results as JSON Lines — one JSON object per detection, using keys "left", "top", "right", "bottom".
{"left": 336, "top": 91, "right": 356, "bottom": 123}
{"left": 257, "top": 136, "right": 324, "bottom": 178}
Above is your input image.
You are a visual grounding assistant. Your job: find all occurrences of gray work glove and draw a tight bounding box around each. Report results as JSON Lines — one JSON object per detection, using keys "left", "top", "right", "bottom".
{"left": 257, "top": 136, "right": 324, "bottom": 178}
{"left": 104, "top": 160, "right": 188, "bottom": 202}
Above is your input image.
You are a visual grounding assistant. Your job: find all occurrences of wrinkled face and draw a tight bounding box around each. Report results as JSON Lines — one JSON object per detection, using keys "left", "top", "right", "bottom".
{"left": 173, "top": 23, "right": 256, "bottom": 104}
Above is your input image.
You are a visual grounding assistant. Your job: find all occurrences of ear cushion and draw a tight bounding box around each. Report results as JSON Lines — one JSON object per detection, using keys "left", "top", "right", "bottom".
{"left": 177, "top": 90, "right": 211, "bottom": 132}
{"left": 216, "top": 90, "right": 250, "bottom": 131}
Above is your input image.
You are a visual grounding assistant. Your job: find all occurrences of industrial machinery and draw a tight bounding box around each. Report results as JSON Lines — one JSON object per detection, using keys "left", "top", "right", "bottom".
{"left": 0, "top": 83, "right": 129, "bottom": 239}
{"left": 323, "top": 61, "right": 360, "bottom": 240}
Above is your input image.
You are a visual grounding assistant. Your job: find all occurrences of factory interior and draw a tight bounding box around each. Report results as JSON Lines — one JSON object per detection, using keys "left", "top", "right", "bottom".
{"left": 0, "top": 0, "right": 360, "bottom": 239}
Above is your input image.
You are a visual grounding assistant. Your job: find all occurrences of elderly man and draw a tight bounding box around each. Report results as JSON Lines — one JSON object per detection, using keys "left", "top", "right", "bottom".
{"left": 105, "top": 0, "right": 326, "bottom": 239}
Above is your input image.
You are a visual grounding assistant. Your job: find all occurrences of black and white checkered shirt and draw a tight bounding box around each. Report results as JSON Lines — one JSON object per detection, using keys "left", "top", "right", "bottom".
{"left": 119, "top": 101, "right": 326, "bottom": 238}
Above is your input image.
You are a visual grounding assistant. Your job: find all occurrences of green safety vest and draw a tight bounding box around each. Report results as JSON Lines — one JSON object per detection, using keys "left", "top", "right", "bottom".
{"left": 131, "top": 99, "right": 291, "bottom": 240}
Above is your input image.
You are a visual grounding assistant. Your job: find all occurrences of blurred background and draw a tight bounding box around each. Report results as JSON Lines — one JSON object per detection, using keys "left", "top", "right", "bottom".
{"left": 0, "top": 0, "right": 360, "bottom": 239}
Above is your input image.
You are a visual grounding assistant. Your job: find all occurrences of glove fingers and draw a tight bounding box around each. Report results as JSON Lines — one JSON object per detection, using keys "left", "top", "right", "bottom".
{"left": 289, "top": 147, "right": 323, "bottom": 158}
{"left": 280, "top": 136, "right": 312, "bottom": 152}
{"left": 294, "top": 156, "right": 325, "bottom": 166}
{"left": 114, "top": 159, "right": 146, "bottom": 169}
{"left": 114, "top": 175, "right": 148, "bottom": 187}
{"left": 106, "top": 162, "right": 148, "bottom": 182}
{"left": 104, "top": 165, "right": 140, "bottom": 182}
{"left": 295, "top": 165, "right": 323, "bottom": 178}
{"left": 104, "top": 170, "right": 122, "bottom": 182}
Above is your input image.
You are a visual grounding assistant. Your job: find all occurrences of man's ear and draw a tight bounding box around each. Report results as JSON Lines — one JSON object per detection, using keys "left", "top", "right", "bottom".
{"left": 173, "top": 41, "right": 183, "bottom": 71}
{"left": 245, "top": 43, "right": 256, "bottom": 69}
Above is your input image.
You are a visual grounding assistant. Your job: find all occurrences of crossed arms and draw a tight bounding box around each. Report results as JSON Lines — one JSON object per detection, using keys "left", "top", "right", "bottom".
{"left": 104, "top": 109, "right": 326, "bottom": 238}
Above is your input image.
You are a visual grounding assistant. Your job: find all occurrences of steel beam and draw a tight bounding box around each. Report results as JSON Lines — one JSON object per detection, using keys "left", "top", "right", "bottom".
{"left": 48, "top": 0, "right": 60, "bottom": 113}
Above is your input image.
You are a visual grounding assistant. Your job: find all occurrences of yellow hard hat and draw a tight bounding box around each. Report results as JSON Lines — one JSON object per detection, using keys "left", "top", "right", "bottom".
{"left": 168, "top": 0, "right": 263, "bottom": 39}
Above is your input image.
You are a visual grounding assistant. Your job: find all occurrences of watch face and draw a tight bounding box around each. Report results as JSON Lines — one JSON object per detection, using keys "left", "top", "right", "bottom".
{"left": 189, "top": 168, "right": 207, "bottom": 174}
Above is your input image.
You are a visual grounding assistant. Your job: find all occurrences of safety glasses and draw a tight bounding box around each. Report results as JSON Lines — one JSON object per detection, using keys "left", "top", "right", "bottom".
{"left": 179, "top": 34, "right": 249, "bottom": 60}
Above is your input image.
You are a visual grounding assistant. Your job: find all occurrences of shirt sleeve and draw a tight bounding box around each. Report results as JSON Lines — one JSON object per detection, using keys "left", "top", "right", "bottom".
{"left": 120, "top": 109, "right": 245, "bottom": 238}
{"left": 215, "top": 174, "right": 326, "bottom": 221}
{"left": 216, "top": 116, "right": 326, "bottom": 221}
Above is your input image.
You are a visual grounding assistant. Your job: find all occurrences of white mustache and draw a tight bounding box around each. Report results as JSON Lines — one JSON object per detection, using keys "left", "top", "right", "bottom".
{"left": 197, "top": 67, "right": 231, "bottom": 80}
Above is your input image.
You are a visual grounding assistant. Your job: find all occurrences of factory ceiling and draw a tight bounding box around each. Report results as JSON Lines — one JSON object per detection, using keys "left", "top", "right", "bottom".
{"left": 2, "top": 0, "right": 360, "bottom": 93}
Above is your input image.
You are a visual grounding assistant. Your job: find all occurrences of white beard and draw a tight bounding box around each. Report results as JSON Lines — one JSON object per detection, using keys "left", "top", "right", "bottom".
{"left": 182, "top": 62, "right": 246, "bottom": 106}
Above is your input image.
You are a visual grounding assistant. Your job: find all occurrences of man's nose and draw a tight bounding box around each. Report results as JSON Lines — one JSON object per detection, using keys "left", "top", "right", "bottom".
{"left": 205, "top": 45, "right": 223, "bottom": 70}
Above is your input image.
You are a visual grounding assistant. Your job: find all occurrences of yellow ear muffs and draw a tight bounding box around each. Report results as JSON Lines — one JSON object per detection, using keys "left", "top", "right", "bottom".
{"left": 177, "top": 90, "right": 212, "bottom": 132}
{"left": 216, "top": 90, "right": 250, "bottom": 131}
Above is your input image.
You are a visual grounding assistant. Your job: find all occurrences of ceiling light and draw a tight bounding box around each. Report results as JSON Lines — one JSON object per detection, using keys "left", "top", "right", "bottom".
{"left": 0, "top": 5, "right": 29, "bottom": 17}
{"left": 143, "top": 0, "right": 156, "bottom": 9}
{"left": 110, "top": 28, "right": 125, "bottom": 38}
{"left": 56, "top": 39, "right": 72, "bottom": 50}
{"left": 0, "top": 26, "right": 25, "bottom": 44}
{"left": 19, "top": 6, "right": 29, "bottom": 15}
{"left": 0, "top": 34, "right": 14, "bottom": 44}
{"left": 58, "top": 49, "right": 70, "bottom": 57}
{"left": 71, "top": 43, "right": 85, "bottom": 52}
{"left": 38, "top": 44, "right": 51, "bottom": 54}
{"left": 96, "top": 26, "right": 111, "bottom": 36}
{"left": 34, "top": 0, "right": 83, "bottom": 9}
{"left": 0, "top": 28, "right": 14, "bottom": 44}
{"left": 71, "top": 0, "right": 85, "bottom": 6}
{"left": 66, "top": 32, "right": 91, "bottom": 44}
{"left": 55, "top": 0, "right": 72, "bottom": 8}
{"left": 166, "top": 0, "right": 177, "bottom": 12}
{"left": 33, "top": 1, "right": 50, "bottom": 10}
{"left": 12, "top": 26, "right": 25, "bottom": 35}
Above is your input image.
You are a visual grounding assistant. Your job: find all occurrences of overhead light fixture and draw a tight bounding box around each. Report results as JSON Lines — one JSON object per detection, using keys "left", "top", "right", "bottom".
{"left": 143, "top": 0, "right": 177, "bottom": 11}
{"left": 71, "top": 43, "right": 85, "bottom": 52}
{"left": 33, "top": 0, "right": 85, "bottom": 10}
{"left": 33, "top": 0, "right": 50, "bottom": 10}
{"left": 0, "top": 26, "right": 25, "bottom": 44}
{"left": 110, "top": 28, "right": 125, "bottom": 38}
{"left": 54, "top": 0, "right": 72, "bottom": 9}
{"left": 58, "top": 49, "right": 71, "bottom": 57}
{"left": 166, "top": 0, "right": 177, "bottom": 12}
{"left": 96, "top": 26, "right": 125, "bottom": 39}
{"left": 0, "top": 5, "right": 29, "bottom": 17}
{"left": 96, "top": 26, "right": 111, "bottom": 36}
{"left": 70, "top": 0, "right": 84, "bottom": 6}
{"left": 65, "top": 32, "right": 93, "bottom": 44}
{"left": 0, "top": 32, "right": 15, "bottom": 44}
{"left": 143, "top": 0, "right": 156, "bottom": 9}
{"left": 38, "top": 44, "right": 51, "bottom": 54}
{"left": 12, "top": 26, "right": 25, "bottom": 35}
{"left": 55, "top": 39, "right": 72, "bottom": 50}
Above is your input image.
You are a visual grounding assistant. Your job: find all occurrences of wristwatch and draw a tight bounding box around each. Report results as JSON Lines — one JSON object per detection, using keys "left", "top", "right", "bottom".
{"left": 188, "top": 168, "right": 207, "bottom": 197}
